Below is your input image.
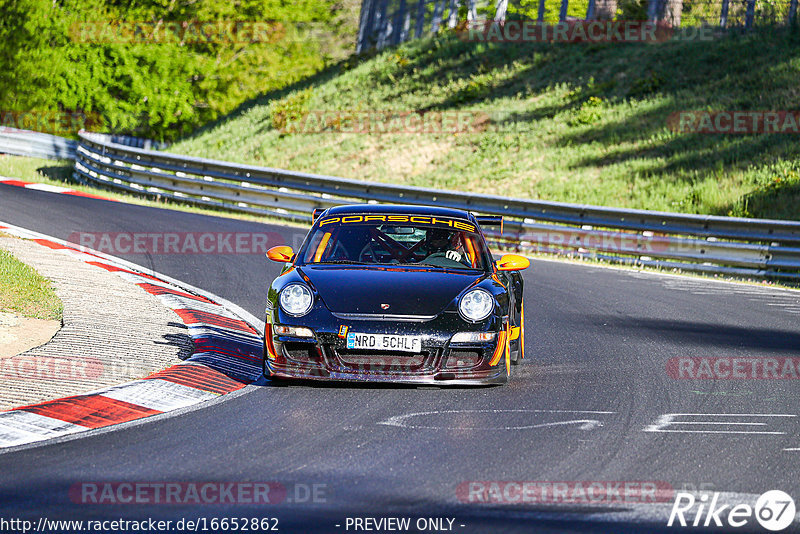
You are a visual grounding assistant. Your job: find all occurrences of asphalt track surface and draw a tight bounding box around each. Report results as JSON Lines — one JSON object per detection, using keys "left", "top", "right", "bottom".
{"left": 2, "top": 182, "right": 800, "bottom": 533}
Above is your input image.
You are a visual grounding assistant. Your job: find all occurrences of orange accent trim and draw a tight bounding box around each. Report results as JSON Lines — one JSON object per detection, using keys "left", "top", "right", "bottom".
{"left": 314, "top": 232, "right": 332, "bottom": 262}
{"left": 491, "top": 274, "right": 507, "bottom": 288}
{"left": 510, "top": 326, "right": 521, "bottom": 341}
{"left": 520, "top": 302, "right": 525, "bottom": 359}
{"left": 465, "top": 237, "right": 477, "bottom": 267}
{"left": 265, "top": 324, "right": 279, "bottom": 361}
{"left": 489, "top": 330, "right": 507, "bottom": 366}
{"left": 505, "top": 322, "right": 511, "bottom": 375}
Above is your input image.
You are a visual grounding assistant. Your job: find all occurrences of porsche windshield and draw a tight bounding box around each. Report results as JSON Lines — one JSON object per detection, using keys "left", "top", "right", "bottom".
{"left": 301, "top": 215, "right": 491, "bottom": 270}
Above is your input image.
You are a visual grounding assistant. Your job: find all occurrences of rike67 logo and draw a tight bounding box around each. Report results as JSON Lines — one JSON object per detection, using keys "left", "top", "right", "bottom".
{"left": 668, "top": 490, "right": 796, "bottom": 531}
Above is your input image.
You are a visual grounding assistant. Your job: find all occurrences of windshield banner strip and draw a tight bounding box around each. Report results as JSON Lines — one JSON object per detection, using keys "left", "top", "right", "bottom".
{"left": 318, "top": 215, "right": 476, "bottom": 233}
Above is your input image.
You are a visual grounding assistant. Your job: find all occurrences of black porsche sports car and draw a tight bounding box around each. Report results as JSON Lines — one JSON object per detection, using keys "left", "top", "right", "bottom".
{"left": 263, "top": 204, "right": 529, "bottom": 385}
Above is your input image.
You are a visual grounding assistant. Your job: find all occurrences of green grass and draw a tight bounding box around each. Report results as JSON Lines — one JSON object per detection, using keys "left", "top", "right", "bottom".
{"left": 168, "top": 25, "right": 800, "bottom": 221}
{"left": 0, "top": 242, "right": 63, "bottom": 321}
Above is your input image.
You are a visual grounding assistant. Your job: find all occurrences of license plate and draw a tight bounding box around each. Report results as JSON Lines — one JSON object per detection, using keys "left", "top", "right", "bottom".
{"left": 346, "top": 332, "right": 422, "bottom": 353}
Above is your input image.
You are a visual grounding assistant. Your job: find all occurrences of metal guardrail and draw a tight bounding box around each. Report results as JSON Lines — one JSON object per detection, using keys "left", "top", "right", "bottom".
{"left": 0, "top": 130, "right": 166, "bottom": 161}
{"left": 72, "top": 131, "right": 800, "bottom": 282}
{"left": 0, "top": 129, "right": 77, "bottom": 160}
{"left": 92, "top": 133, "right": 169, "bottom": 151}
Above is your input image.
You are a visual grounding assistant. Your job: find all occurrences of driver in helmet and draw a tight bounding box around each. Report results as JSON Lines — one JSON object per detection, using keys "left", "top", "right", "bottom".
{"left": 424, "top": 228, "right": 466, "bottom": 264}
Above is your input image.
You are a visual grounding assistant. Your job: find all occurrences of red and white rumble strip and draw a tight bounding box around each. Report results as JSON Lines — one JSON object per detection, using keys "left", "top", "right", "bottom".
{"left": 0, "top": 221, "right": 264, "bottom": 449}
{"left": 0, "top": 176, "right": 114, "bottom": 201}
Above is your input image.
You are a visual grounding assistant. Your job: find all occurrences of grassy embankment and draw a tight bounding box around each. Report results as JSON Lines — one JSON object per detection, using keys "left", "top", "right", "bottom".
{"left": 168, "top": 25, "right": 800, "bottom": 221}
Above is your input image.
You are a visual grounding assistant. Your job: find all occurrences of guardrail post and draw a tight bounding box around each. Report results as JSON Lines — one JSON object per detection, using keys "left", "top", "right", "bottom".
{"left": 745, "top": 0, "right": 756, "bottom": 28}
{"left": 559, "top": 0, "right": 569, "bottom": 21}
{"left": 719, "top": 0, "right": 729, "bottom": 27}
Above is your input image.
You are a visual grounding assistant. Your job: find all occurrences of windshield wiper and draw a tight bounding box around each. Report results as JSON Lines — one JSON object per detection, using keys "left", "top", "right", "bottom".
{"left": 314, "top": 260, "right": 369, "bottom": 265}
{"left": 394, "top": 262, "right": 447, "bottom": 268}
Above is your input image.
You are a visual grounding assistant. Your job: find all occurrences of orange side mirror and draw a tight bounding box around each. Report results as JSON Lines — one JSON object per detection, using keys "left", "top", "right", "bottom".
{"left": 495, "top": 254, "right": 530, "bottom": 271}
{"left": 266, "top": 245, "right": 294, "bottom": 263}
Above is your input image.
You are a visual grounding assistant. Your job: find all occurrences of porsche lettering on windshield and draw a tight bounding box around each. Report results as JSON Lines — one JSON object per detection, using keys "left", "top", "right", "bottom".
{"left": 318, "top": 215, "right": 476, "bottom": 233}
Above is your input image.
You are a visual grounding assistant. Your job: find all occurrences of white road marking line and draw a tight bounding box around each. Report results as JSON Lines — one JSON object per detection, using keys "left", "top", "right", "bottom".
{"left": 24, "top": 183, "right": 72, "bottom": 193}
{"left": 380, "top": 409, "right": 616, "bottom": 430}
{"left": 652, "top": 430, "right": 785, "bottom": 434}
{"left": 644, "top": 413, "right": 795, "bottom": 435}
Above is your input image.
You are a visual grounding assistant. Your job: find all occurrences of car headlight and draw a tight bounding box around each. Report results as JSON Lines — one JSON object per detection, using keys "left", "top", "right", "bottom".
{"left": 279, "top": 284, "right": 313, "bottom": 316}
{"left": 458, "top": 289, "right": 494, "bottom": 322}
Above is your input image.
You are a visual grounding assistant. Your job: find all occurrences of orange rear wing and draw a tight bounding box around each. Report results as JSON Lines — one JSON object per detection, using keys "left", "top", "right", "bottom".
{"left": 312, "top": 208, "right": 326, "bottom": 222}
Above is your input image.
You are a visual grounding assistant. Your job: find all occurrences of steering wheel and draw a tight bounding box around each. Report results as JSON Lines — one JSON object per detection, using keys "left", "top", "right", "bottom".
{"left": 421, "top": 252, "right": 469, "bottom": 268}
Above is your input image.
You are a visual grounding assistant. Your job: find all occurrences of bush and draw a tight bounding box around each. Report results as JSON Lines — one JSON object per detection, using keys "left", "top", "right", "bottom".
{"left": 0, "top": 0, "right": 357, "bottom": 141}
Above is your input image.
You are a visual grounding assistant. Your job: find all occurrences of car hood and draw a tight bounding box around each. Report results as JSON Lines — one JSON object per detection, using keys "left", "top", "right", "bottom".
{"left": 300, "top": 266, "right": 486, "bottom": 316}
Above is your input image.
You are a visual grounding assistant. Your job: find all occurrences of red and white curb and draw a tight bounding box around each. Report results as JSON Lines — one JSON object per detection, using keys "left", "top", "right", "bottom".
{"left": 0, "top": 221, "right": 264, "bottom": 449}
{"left": 0, "top": 176, "right": 115, "bottom": 201}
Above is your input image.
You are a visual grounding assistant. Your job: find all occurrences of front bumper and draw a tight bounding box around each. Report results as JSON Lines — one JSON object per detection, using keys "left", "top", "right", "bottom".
{"left": 263, "top": 320, "right": 508, "bottom": 385}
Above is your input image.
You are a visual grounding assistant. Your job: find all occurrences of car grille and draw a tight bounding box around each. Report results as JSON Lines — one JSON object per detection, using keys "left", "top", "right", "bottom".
{"left": 283, "top": 342, "right": 320, "bottom": 363}
{"left": 332, "top": 348, "right": 429, "bottom": 372}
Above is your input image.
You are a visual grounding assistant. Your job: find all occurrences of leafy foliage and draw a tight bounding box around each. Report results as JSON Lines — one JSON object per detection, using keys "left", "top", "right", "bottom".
{"left": 0, "top": 0, "right": 358, "bottom": 140}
